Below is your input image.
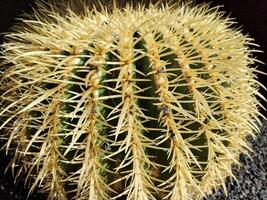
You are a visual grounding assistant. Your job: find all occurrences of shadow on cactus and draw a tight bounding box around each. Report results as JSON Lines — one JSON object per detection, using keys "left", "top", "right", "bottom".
{"left": 0, "top": 0, "right": 266, "bottom": 199}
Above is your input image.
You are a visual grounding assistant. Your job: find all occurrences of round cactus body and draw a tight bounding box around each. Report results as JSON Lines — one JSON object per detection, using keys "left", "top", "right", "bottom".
{"left": 0, "top": 1, "right": 265, "bottom": 200}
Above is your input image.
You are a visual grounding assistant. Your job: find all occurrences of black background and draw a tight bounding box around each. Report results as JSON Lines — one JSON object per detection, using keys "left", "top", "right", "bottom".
{"left": 0, "top": 0, "right": 266, "bottom": 199}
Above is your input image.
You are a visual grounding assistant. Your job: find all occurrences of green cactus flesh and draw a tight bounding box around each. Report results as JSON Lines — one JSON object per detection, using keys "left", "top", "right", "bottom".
{"left": 0, "top": 1, "right": 265, "bottom": 200}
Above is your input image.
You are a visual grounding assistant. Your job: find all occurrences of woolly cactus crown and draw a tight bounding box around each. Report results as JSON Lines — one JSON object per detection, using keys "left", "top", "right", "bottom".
{"left": 0, "top": 0, "right": 265, "bottom": 200}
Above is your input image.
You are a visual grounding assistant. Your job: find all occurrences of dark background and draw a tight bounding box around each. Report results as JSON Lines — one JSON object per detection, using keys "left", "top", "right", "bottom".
{"left": 0, "top": 0, "right": 266, "bottom": 199}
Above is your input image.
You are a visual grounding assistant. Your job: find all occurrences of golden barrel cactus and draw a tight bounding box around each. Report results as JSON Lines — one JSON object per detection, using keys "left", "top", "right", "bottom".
{"left": 0, "top": 1, "right": 265, "bottom": 199}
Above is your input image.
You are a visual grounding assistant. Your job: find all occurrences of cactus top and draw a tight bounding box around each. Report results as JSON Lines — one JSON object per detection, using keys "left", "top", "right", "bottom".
{"left": 0, "top": 1, "right": 264, "bottom": 200}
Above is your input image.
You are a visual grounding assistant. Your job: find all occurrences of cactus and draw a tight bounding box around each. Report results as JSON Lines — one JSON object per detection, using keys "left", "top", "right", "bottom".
{"left": 0, "top": 1, "right": 265, "bottom": 200}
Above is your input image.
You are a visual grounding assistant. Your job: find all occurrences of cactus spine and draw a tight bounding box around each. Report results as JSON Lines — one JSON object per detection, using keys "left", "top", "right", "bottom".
{"left": 0, "top": 1, "right": 265, "bottom": 200}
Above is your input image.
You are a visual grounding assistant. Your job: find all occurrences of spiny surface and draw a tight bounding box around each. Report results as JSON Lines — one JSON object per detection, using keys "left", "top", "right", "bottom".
{"left": 0, "top": 1, "right": 264, "bottom": 200}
